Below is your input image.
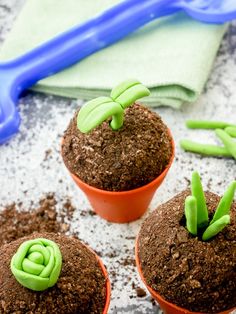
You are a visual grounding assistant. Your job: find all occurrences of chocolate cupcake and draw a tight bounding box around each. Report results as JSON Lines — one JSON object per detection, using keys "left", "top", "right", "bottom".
{"left": 0, "top": 232, "right": 110, "bottom": 314}
{"left": 61, "top": 79, "right": 174, "bottom": 223}
{"left": 62, "top": 102, "right": 172, "bottom": 192}
{"left": 136, "top": 172, "right": 236, "bottom": 313}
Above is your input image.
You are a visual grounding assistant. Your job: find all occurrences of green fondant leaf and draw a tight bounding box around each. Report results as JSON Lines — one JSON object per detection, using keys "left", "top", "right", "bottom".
{"left": 185, "top": 195, "right": 197, "bottom": 235}
{"left": 210, "top": 181, "right": 236, "bottom": 225}
{"left": 77, "top": 97, "right": 123, "bottom": 133}
{"left": 110, "top": 78, "right": 141, "bottom": 100}
{"left": 215, "top": 129, "right": 236, "bottom": 160}
{"left": 202, "top": 215, "right": 230, "bottom": 241}
{"left": 111, "top": 79, "right": 150, "bottom": 109}
{"left": 77, "top": 79, "right": 150, "bottom": 132}
{"left": 191, "top": 171, "right": 208, "bottom": 228}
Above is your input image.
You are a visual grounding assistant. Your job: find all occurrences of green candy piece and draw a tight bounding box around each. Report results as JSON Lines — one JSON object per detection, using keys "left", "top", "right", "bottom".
{"left": 77, "top": 97, "right": 123, "bottom": 132}
{"left": 77, "top": 79, "right": 150, "bottom": 133}
{"left": 210, "top": 181, "right": 236, "bottom": 225}
{"left": 215, "top": 129, "right": 236, "bottom": 160}
{"left": 180, "top": 139, "right": 231, "bottom": 157}
{"left": 110, "top": 78, "right": 141, "bottom": 100}
{"left": 28, "top": 244, "right": 50, "bottom": 264}
{"left": 186, "top": 120, "right": 233, "bottom": 129}
{"left": 184, "top": 172, "right": 234, "bottom": 241}
{"left": 111, "top": 79, "right": 150, "bottom": 109}
{"left": 28, "top": 251, "right": 44, "bottom": 264}
{"left": 77, "top": 96, "right": 111, "bottom": 122}
{"left": 191, "top": 171, "right": 208, "bottom": 228}
{"left": 202, "top": 215, "right": 230, "bottom": 241}
{"left": 40, "top": 246, "right": 55, "bottom": 278}
{"left": 225, "top": 126, "right": 236, "bottom": 138}
{"left": 185, "top": 196, "right": 197, "bottom": 236}
{"left": 22, "top": 258, "right": 44, "bottom": 275}
{"left": 11, "top": 238, "right": 62, "bottom": 291}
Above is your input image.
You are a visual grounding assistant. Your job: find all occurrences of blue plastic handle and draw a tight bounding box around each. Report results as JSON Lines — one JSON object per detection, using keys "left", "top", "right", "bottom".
{"left": 0, "top": 0, "right": 179, "bottom": 143}
{"left": 0, "top": 0, "right": 236, "bottom": 143}
{"left": 7, "top": 0, "right": 177, "bottom": 91}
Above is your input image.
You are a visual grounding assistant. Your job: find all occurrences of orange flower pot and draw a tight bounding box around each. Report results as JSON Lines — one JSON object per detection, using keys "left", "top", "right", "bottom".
{"left": 62, "top": 132, "right": 174, "bottom": 223}
{"left": 86, "top": 244, "right": 111, "bottom": 314}
{"left": 135, "top": 238, "right": 235, "bottom": 314}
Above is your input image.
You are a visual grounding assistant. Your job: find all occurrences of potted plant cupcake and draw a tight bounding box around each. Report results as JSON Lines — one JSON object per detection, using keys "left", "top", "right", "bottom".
{"left": 0, "top": 232, "right": 110, "bottom": 313}
{"left": 61, "top": 79, "right": 174, "bottom": 223}
{"left": 136, "top": 171, "right": 236, "bottom": 314}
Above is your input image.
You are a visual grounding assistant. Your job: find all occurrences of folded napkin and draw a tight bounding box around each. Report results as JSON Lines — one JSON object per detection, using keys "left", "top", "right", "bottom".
{"left": 0, "top": 0, "right": 227, "bottom": 108}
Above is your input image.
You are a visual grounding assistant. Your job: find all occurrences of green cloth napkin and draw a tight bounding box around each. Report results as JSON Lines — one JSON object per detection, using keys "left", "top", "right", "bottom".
{"left": 0, "top": 0, "right": 227, "bottom": 108}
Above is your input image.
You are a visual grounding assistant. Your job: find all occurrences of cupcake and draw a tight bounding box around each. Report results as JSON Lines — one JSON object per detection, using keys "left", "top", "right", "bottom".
{"left": 0, "top": 232, "right": 110, "bottom": 314}
{"left": 61, "top": 79, "right": 174, "bottom": 222}
{"left": 136, "top": 172, "right": 236, "bottom": 314}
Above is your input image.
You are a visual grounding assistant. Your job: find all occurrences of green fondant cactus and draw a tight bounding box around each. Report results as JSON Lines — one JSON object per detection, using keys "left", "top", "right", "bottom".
{"left": 185, "top": 171, "right": 235, "bottom": 241}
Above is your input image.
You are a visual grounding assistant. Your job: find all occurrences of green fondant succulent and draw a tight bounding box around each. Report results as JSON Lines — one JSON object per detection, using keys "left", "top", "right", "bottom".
{"left": 77, "top": 79, "right": 150, "bottom": 133}
{"left": 11, "top": 238, "right": 62, "bottom": 291}
{"left": 185, "top": 171, "right": 235, "bottom": 241}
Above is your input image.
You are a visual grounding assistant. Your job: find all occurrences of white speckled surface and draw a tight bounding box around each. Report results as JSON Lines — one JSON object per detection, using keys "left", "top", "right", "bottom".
{"left": 0, "top": 1, "right": 236, "bottom": 313}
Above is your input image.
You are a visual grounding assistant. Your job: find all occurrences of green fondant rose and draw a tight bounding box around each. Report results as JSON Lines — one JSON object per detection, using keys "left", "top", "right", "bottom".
{"left": 11, "top": 238, "right": 62, "bottom": 291}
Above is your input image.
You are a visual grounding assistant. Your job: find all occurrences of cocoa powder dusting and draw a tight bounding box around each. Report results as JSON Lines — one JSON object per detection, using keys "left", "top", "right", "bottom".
{"left": 136, "top": 287, "right": 147, "bottom": 298}
{"left": 62, "top": 103, "right": 172, "bottom": 191}
{"left": 0, "top": 194, "right": 73, "bottom": 246}
{"left": 138, "top": 190, "right": 236, "bottom": 313}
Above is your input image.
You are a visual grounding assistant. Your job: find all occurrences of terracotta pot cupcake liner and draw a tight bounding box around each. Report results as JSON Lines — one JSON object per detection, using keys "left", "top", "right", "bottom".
{"left": 86, "top": 244, "right": 111, "bottom": 314}
{"left": 63, "top": 131, "right": 174, "bottom": 223}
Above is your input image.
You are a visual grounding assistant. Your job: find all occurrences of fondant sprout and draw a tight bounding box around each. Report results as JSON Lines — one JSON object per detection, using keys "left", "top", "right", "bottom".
{"left": 184, "top": 196, "right": 197, "bottom": 235}
{"left": 180, "top": 140, "right": 231, "bottom": 157}
{"left": 191, "top": 171, "right": 208, "bottom": 228}
{"left": 186, "top": 120, "right": 233, "bottom": 130}
{"left": 225, "top": 126, "right": 236, "bottom": 138}
{"left": 210, "top": 181, "right": 236, "bottom": 225}
{"left": 11, "top": 238, "right": 62, "bottom": 291}
{"left": 215, "top": 129, "right": 236, "bottom": 160}
{"left": 77, "top": 79, "right": 150, "bottom": 133}
{"left": 181, "top": 119, "right": 236, "bottom": 159}
{"left": 184, "top": 171, "right": 236, "bottom": 241}
{"left": 202, "top": 215, "right": 230, "bottom": 241}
